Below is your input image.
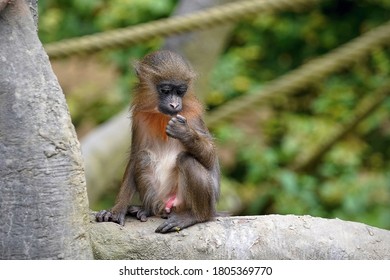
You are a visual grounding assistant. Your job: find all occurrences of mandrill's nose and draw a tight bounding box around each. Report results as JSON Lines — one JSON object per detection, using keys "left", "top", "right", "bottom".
{"left": 169, "top": 101, "right": 180, "bottom": 109}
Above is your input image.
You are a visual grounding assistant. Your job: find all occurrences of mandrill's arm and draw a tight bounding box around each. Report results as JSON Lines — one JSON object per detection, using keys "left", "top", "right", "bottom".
{"left": 96, "top": 147, "right": 137, "bottom": 226}
{"left": 166, "top": 114, "right": 216, "bottom": 170}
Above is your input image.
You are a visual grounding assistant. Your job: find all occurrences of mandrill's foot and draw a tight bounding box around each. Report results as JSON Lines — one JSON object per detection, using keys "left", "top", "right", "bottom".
{"left": 128, "top": 205, "right": 151, "bottom": 222}
{"left": 155, "top": 211, "right": 200, "bottom": 234}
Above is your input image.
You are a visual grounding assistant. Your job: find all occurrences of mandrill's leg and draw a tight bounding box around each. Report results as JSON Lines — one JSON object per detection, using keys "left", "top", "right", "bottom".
{"left": 155, "top": 152, "right": 216, "bottom": 233}
{"left": 131, "top": 149, "right": 159, "bottom": 222}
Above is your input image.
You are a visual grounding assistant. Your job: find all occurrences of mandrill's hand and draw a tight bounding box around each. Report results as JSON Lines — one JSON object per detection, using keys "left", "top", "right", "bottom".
{"left": 165, "top": 114, "right": 192, "bottom": 141}
{"left": 96, "top": 207, "right": 127, "bottom": 226}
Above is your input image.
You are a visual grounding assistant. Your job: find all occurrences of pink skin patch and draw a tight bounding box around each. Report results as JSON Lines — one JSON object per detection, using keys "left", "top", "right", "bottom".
{"left": 165, "top": 195, "right": 177, "bottom": 213}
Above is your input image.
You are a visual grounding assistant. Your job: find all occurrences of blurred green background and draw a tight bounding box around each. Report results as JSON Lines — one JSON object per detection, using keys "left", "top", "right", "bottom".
{"left": 38, "top": 0, "right": 390, "bottom": 229}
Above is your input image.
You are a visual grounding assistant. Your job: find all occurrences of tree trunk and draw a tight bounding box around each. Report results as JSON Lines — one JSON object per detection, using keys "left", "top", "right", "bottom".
{"left": 0, "top": 0, "right": 92, "bottom": 259}
{"left": 90, "top": 214, "right": 390, "bottom": 260}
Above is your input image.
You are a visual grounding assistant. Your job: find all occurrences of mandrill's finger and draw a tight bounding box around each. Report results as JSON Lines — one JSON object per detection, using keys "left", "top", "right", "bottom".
{"left": 136, "top": 210, "right": 149, "bottom": 222}
{"left": 176, "top": 114, "right": 186, "bottom": 124}
{"left": 113, "top": 213, "right": 126, "bottom": 226}
{"left": 155, "top": 220, "right": 182, "bottom": 234}
{"left": 155, "top": 221, "right": 172, "bottom": 233}
{"left": 168, "top": 118, "right": 176, "bottom": 125}
{"left": 95, "top": 210, "right": 107, "bottom": 222}
{"left": 96, "top": 209, "right": 114, "bottom": 222}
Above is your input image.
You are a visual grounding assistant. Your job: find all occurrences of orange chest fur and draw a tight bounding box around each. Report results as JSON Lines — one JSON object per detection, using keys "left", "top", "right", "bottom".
{"left": 135, "top": 112, "right": 170, "bottom": 141}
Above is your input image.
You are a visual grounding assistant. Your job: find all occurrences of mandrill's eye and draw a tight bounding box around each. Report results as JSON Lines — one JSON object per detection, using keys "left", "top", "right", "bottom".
{"left": 176, "top": 85, "right": 188, "bottom": 96}
{"left": 158, "top": 84, "right": 172, "bottom": 95}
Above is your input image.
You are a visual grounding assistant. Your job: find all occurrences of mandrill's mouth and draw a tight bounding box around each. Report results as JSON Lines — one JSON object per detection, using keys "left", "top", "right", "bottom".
{"left": 158, "top": 105, "right": 182, "bottom": 116}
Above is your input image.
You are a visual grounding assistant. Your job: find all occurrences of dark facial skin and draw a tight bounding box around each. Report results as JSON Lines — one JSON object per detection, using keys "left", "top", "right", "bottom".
{"left": 157, "top": 82, "right": 188, "bottom": 115}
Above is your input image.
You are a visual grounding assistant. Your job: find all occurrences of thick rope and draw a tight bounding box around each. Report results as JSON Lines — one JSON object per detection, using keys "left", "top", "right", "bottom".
{"left": 205, "top": 21, "right": 390, "bottom": 128}
{"left": 44, "top": 0, "right": 321, "bottom": 59}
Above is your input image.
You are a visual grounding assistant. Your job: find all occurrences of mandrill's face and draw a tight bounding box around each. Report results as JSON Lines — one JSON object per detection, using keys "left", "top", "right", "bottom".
{"left": 156, "top": 81, "right": 188, "bottom": 116}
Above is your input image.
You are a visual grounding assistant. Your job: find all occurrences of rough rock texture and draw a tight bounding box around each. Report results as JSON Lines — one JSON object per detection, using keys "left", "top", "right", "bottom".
{"left": 90, "top": 214, "right": 390, "bottom": 259}
{"left": 0, "top": 0, "right": 92, "bottom": 259}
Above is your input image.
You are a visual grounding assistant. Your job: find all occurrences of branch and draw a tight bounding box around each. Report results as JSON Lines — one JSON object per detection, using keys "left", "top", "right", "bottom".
{"left": 90, "top": 214, "right": 390, "bottom": 259}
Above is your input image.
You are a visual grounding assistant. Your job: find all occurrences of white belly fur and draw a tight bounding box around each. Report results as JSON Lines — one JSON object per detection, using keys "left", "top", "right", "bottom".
{"left": 150, "top": 139, "right": 184, "bottom": 200}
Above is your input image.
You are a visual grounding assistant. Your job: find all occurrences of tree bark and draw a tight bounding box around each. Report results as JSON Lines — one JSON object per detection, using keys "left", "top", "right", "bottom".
{"left": 90, "top": 214, "right": 390, "bottom": 260}
{"left": 0, "top": 0, "right": 92, "bottom": 259}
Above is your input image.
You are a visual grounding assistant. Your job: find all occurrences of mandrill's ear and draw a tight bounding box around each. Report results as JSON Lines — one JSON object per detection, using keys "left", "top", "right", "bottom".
{"left": 132, "top": 59, "right": 158, "bottom": 81}
{"left": 132, "top": 60, "right": 141, "bottom": 77}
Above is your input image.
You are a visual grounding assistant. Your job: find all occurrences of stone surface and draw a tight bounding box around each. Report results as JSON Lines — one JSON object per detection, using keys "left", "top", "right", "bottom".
{"left": 90, "top": 214, "right": 390, "bottom": 260}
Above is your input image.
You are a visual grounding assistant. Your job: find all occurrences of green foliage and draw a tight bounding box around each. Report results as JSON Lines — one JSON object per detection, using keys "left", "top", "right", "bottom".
{"left": 211, "top": 1, "right": 390, "bottom": 229}
{"left": 39, "top": 0, "right": 177, "bottom": 42}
